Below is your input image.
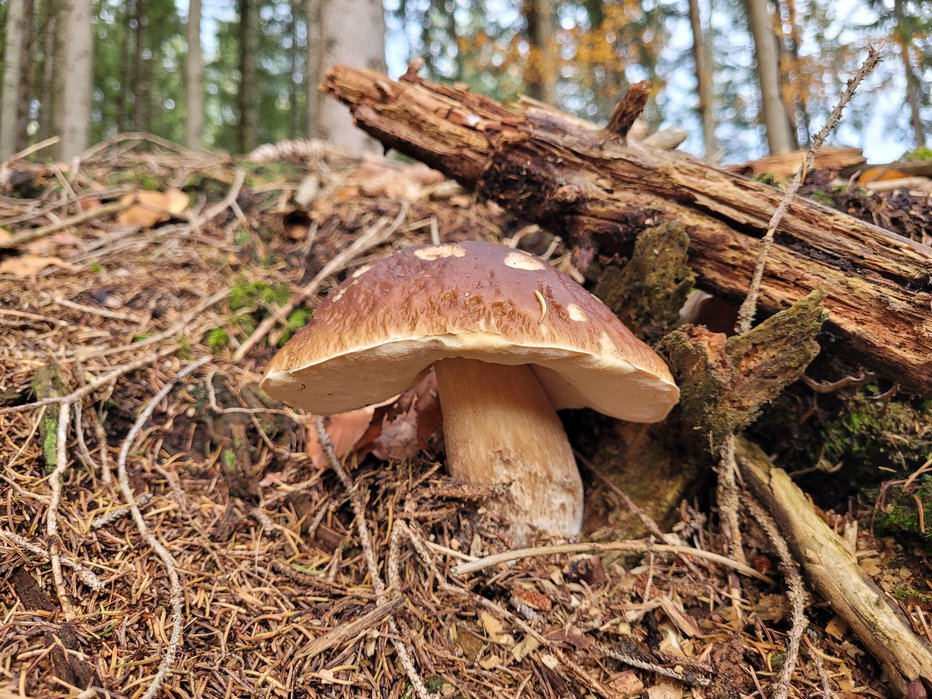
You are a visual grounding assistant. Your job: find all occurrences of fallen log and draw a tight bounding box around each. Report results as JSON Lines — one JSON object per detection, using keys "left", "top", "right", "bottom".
{"left": 322, "top": 66, "right": 932, "bottom": 392}
{"left": 738, "top": 439, "right": 932, "bottom": 698}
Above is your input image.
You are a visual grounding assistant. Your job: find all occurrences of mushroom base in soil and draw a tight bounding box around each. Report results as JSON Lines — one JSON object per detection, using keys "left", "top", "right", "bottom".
{"left": 260, "top": 241, "right": 679, "bottom": 540}
{"left": 433, "top": 358, "right": 583, "bottom": 539}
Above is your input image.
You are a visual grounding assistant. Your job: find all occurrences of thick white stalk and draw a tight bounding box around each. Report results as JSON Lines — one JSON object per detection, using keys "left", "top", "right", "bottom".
{"left": 434, "top": 358, "right": 583, "bottom": 540}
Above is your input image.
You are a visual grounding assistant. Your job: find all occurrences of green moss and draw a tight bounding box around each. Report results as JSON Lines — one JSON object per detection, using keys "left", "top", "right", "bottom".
{"left": 42, "top": 419, "right": 58, "bottom": 471}
{"left": 820, "top": 393, "right": 931, "bottom": 473}
{"left": 228, "top": 278, "right": 291, "bottom": 311}
{"left": 206, "top": 328, "right": 230, "bottom": 351}
{"left": 893, "top": 585, "right": 932, "bottom": 604}
{"left": 872, "top": 476, "right": 931, "bottom": 550}
{"left": 277, "top": 308, "right": 311, "bottom": 346}
{"left": 221, "top": 449, "right": 237, "bottom": 469}
{"left": 107, "top": 170, "right": 165, "bottom": 190}
{"left": 232, "top": 229, "right": 252, "bottom": 247}
{"left": 234, "top": 313, "right": 257, "bottom": 335}
{"left": 89, "top": 262, "right": 103, "bottom": 274}
{"left": 903, "top": 146, "right": 932, "bottom": 161}
{"left": 594, "top": 222, "right": 695, "bottom": 343}
{"left": 807, "top": 189, "right": 835, "bottom": 207}
{"left": 752, "top": 172, "right": 781, "bottom": 187}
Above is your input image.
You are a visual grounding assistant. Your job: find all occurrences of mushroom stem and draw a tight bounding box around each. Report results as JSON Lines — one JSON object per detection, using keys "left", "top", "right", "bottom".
{"left": 433, "top": 357, "right": 583, "bottom": 539}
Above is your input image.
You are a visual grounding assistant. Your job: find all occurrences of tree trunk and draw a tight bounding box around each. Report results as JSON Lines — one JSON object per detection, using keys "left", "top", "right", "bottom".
{"left": 322, "top": 66, "right": 932, "bottom": 392}
{"left": 185, "top": 0, "right": 204, "bottom": 150}
{"left": 37, "top": 3, "right": 57, "bottom": 141}
{"left": 306, "top": 0, "right": 321, "bottom": 138}
{"left": 56, "top": 0, "right": 93, "bottom": 160}
{"left": 686, "top": 0, "right": 716, "bottom": 160}
{"left": 1, "top": 0, "right": 29, "bottom": 159}
{"left": 15, "top": 0, "right": 35, "bottom": 148}
{"left": 318, "top": 0, "right": 385, "bottom": 152}
{"left": 781, "top": 0, "right": 811, "bottom": 147}
{"left": 524, "top": 0, "right": 557, "bottom": 106}
{"left": 288, "top": 0, "right": 300, "bottom": 138}
{"left": 894, "top": 0, "right": 926, "bottom": 148}
{"left": 745, "top": 0, "right": 795, "bottom": 154}
{"left": 131, "top": 0, "right": 145, "bottom": 130}
{"left": 239, "top": 0, "right": 260, "bottom": 152}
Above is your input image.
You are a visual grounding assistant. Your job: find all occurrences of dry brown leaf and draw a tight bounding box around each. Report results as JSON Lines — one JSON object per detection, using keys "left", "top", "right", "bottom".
{"left": 512, "top": 586, "right": 553, "bottom": 612}
{"left": 647, "top": 679, "right": 684, "bottom": 699}
{"left": 452, "top": 624, "right": 485, "bottom": 660}
{"left": 479, "top": 611, "right": 508, "bottom": 644}
{"left": 0, "top": 254, "right": 80, "bottom": 276}
{"left": 305, "top": 407, "right": 376, "bottom": 468}
{"left": 607, "top": 671, "right": 644, "bottom": 697}
{"left": 117, "top": 188, "right": 189, "bottom": 227}
{"left": 826, "top": 615, "right": 850, "bottom": 640}
{"left": 510, "top": 635, "right": 540, "bottom": 662}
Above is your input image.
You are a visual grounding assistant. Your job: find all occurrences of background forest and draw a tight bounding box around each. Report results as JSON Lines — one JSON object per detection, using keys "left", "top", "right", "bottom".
{"left": 0, "top": 0, "right": 929, "bottom": 164}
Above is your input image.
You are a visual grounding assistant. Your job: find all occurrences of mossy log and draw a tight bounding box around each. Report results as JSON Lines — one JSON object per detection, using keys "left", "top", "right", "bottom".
{"left": 659, "top": 291, "right": 828, "bottom": 446}
{"left": 323, "top": 65, "right": 932, "bottom": 393}
{"left": 737, "top": 438, "right": 932, "bottom": 698}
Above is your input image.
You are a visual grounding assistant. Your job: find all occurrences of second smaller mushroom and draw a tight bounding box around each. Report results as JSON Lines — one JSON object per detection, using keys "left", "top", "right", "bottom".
{"left": 262, "top": 241, "right": 679, "bottom": 539}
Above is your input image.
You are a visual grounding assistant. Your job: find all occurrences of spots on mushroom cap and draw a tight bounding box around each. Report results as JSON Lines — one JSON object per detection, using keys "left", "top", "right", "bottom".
{"left": 414, "top": 244, "right": 466, "bottom": 260}
{"left": 504, "top": 251, "right": 546, "bottom": 271}
{"left": 567, "top": 304, "right": 587, "bottom": 322}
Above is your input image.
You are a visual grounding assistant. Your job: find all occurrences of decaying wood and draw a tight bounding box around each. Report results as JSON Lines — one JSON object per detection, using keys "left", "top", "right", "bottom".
{"left": 322, "top": 66, "right": 932, "bottom": 392}
{"left": 594, "top": 222, "right": 695, "bottom": 344}
{"left": 737, "top": 438, "right": 932, "bottom": 698}
{"left": 660, "top": 291, "right": 827, "bottom": 445}
{"left": 727, "top": 146, "right": 866, "bottom": 178}
{"left": 605, "top": 81, "right": 651, "bottom": 139}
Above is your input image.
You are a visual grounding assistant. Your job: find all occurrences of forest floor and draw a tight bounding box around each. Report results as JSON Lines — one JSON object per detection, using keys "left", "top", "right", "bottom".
{"left": 0, "top": 135, "right": 929, "bottom": 698}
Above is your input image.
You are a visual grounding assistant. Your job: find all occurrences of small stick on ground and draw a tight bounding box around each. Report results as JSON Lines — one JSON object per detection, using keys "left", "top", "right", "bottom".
{"left": 601, "top": 646, "right": 711, "bottom": 687}
{"left": 451, "top": 540, "right": 772, "bottom": 582}
{"left": 0, "top": 529, "right": 103, "bottom": 591}
{"left": 46, "top": 402, "right": 76, "bottom": 620}
{"left": 115, "top": 356, "right": 209, "bottom": 699}
{"left": 315, "top": 417, "right": 430, "bottom": 699}
{"left": 301, "top": 597, "right": 404, "bottom": 659}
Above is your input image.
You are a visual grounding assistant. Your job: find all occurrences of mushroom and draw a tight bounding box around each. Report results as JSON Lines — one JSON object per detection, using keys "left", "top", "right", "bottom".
{"left": 261, "top": 241, "right": 679, "bottom": 539}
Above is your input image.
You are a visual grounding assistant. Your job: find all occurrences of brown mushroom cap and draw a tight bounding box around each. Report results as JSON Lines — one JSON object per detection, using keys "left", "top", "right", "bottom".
{"left": 262, "top": 241, "right": 679, "bottom": 420}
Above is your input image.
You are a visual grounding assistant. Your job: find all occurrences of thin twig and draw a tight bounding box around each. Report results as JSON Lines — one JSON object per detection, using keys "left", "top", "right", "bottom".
{"left": 315, "top": 416, "right": 430, "bottom": 699}
{"left": 745, "top": 496, "right": 809, "bottom": 699}
{"left": 734, "top": 43, "right": 884, "bottom": 334}
{"left": 90, "top": 494, "right": 153, "bottom": 529}
{"left": 719, "top": 436, "right": 747, "bottom": 624}
{"left": 451, "top": 540, "right": 772, "bottom": 582}
{"left": 0, "top": 135, "right": 60, "bottom": 166}
{"left": 115, "top": 356, "right": 209, "bottom": 699}
{"left": 46, "top": 402, "right": 76, "bottom": 620}
{"left": 0, "top": 200, "right": 129, "bottom": 249}
{"left": 233, "top": 202, "right": 408, "bottom": 362}
{"left": 0, "top": 528, "right": 103, "bottom": 591}
{"left": 601, "top": 647, "right": 711, "bottom": 687}
{"left": 0, "top": 346, "right": 179, "bottom": 416}
{"left": 300, "top": 597, "right": 404, "bottom": 659}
